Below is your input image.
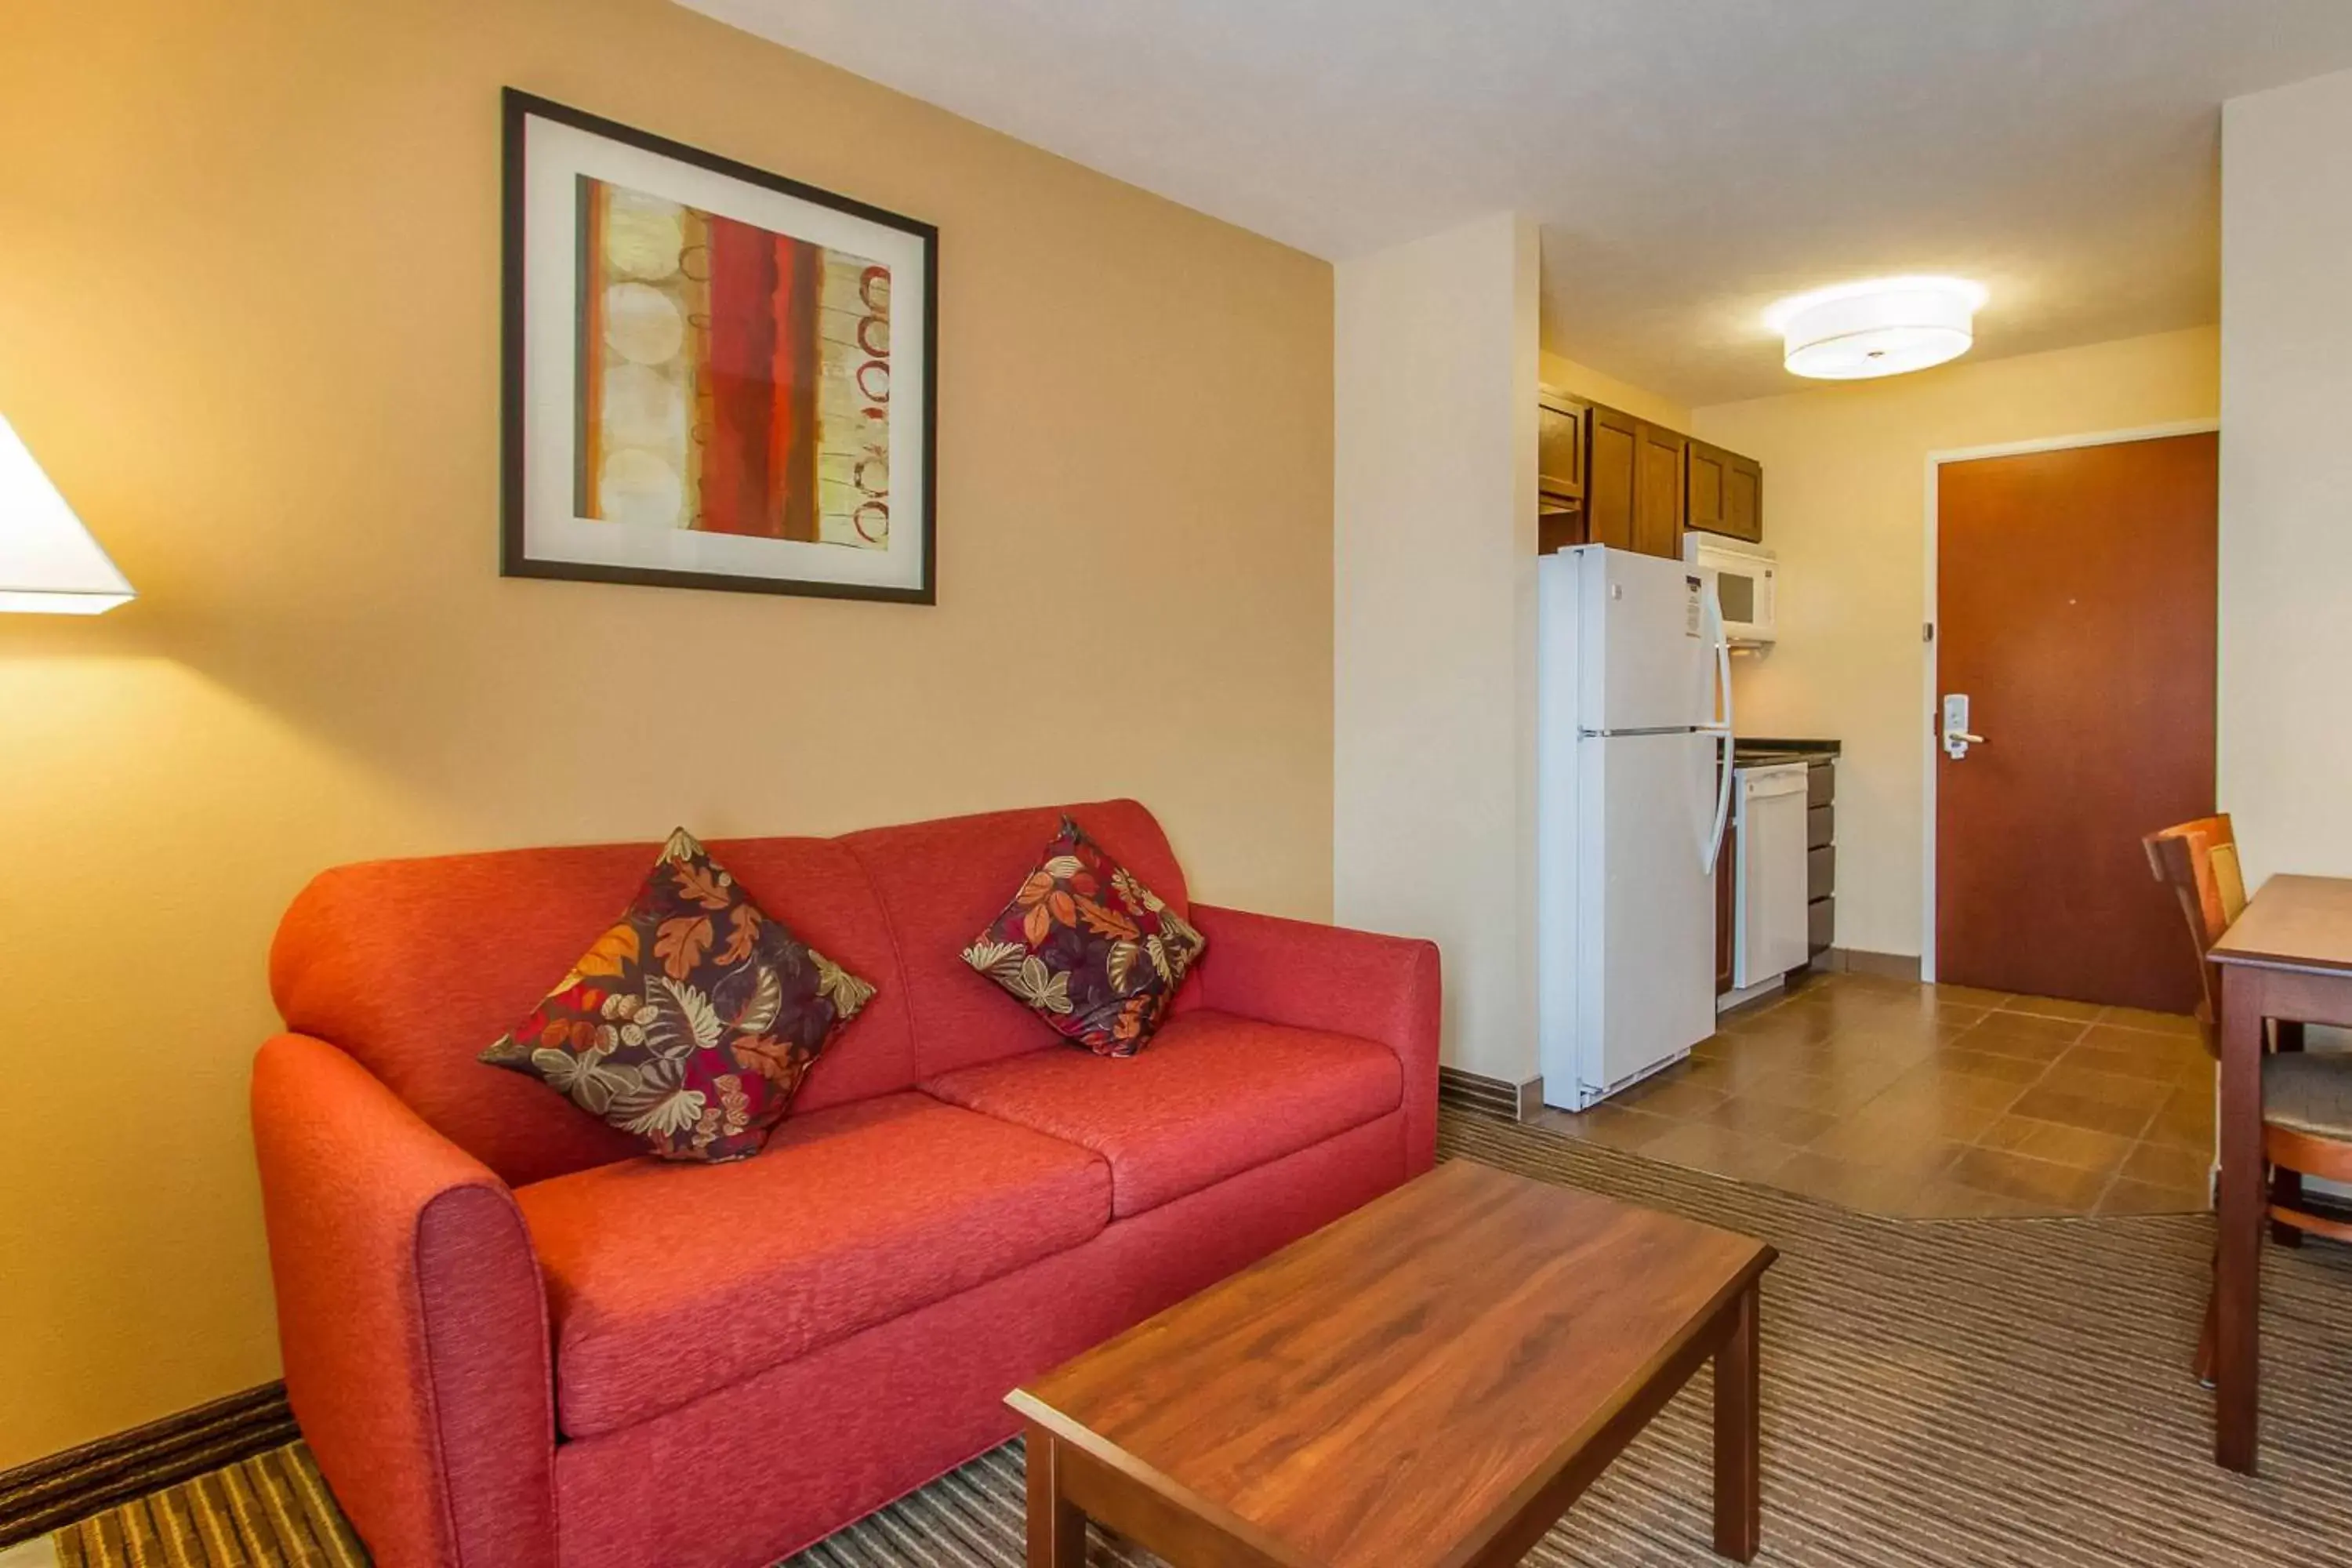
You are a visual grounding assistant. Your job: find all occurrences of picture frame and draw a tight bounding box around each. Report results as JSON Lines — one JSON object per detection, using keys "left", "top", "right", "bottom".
{"left": 501, "top": 89, "right": 938, "bottom": 603}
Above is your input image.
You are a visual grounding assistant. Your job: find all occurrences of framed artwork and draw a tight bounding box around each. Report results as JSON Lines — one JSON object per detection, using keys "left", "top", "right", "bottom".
{"left": 501, "top": 89, "right": 938, "bottom": 603}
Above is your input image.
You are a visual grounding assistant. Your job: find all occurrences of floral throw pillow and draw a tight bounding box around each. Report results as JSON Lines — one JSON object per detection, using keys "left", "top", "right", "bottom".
{"left": 962, "top": 816, "right": 1207, "bottom": 1057}
{"left": 480, "top": 829, "right": 876, "bottom": 1162}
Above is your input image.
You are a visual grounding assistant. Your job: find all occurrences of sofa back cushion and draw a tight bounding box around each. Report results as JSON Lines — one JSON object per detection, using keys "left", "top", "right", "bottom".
{"left": 838, "top": 800, "right": 1188, "bottom": 1080}
{"left": 270, "top": 836, "right": 913, "bottom": 1189}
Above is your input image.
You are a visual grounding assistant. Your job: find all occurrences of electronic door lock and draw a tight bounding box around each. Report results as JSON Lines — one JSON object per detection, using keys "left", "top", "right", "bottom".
{"left": 1941, "top": 694, "right": 1984, "bottom": 760}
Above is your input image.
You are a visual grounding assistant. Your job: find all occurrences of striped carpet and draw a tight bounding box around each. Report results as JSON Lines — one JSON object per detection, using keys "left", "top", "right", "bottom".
{"left": 47, "top": 1444, "right": 365, "bottom": 1567}
{"left": 53, "top": 1107, "right": 2352, "bottom": 1565}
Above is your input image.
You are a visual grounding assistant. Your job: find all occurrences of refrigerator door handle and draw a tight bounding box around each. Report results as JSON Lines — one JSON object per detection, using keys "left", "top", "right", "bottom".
{"left": 1710, "top": 579, "right": 1736, "bottom": 731}
{"left": 1701, "top": 586, "right": 1736, "bottom": 875}
{"left": 1705, "top": 731, "right": 1734, "bottom": 874}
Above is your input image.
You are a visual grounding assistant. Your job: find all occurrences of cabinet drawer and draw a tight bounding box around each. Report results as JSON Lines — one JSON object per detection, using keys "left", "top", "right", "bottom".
{"left": 1806, "top": 761, "right": 1835, "bottom": 807}
{"left": 1807, "top": 804, "right": 1834, "bottom": 849}
{"left": 1807, "top": 896, "right": 1835, "bottom": 954}
{"left": 1808, "top": 844, "right": 1836, "bottom": 901}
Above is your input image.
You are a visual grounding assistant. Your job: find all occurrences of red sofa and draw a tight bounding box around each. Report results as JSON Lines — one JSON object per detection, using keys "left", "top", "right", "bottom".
{"left": 252, "top": 800, "right": 1439, "bottom": 1568}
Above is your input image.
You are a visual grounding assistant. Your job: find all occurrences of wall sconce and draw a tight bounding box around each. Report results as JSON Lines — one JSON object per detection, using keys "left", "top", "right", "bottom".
{"left": 0, "top": 413, "right": 134, "bottom": 614}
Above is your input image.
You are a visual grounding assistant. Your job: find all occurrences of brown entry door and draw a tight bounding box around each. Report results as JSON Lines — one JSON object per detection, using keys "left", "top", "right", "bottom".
{"left": 1935, "top": 433, "right": 2216, "bottom": 1011}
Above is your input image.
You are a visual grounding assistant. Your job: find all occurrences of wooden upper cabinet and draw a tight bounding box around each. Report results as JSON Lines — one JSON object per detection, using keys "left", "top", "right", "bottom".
{"left": 1537, "top": 393, "right": 1589, "bottom": 555}
{"left": 1538, "top": 397, "right": 1761, "bottom": 559}
{"left": 1537, "top": 397, "right": 1585, "bottom": 502}
{"left": 1635, "top": 422, "right": 1687, "bottom": 560}
{"left": 1584, "top": 402, "right": 1641, "bottom": 552}
{"left": 1688, "top": 439, "right": 1763, "bottom": 543}
{"left": 1722, "top": 452, "right": 1762, "bottom": 543}
{"left": 1687, "top": 441, "right": 1729, "bottom": 534}
{"left": 1537, "top": 492, "right": 1584, "bottom": 555}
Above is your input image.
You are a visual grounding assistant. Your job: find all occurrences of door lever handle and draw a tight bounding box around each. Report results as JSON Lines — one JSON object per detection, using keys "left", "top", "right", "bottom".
{"left": 1944, "top": 730, "right": 1985, "bottom": 760}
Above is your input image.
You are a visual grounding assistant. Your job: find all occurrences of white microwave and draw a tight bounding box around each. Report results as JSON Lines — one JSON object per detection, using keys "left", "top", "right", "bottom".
{"left": 1683, "top": 534, "right": 1777, "bottom": 646}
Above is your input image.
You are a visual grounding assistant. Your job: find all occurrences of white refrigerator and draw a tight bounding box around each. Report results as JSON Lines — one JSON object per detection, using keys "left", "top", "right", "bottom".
{"left": 1537, "top": 546, "right": 1733, "bottom": 1110}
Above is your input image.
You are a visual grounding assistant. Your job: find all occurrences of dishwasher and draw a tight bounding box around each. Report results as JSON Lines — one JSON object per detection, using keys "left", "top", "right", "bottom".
{"left": 1733, "top": 763, "right": 1813, "bottom": 989}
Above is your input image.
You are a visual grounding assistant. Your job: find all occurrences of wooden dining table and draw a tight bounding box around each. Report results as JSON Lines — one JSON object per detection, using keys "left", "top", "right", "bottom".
{"left": 2205, "top": 872, "right": 2352, "bottom": 1472}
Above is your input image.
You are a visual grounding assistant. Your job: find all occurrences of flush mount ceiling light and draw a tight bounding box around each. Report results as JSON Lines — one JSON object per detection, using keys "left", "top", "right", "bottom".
{"left": 1766, "top": 276, "right": 1988, "bottom": 380}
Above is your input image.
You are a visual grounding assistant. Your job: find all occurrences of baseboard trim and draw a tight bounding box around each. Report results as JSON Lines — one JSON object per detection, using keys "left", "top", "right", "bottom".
{"left": 0, "top": 1383, "right": 296, "bottom": 1547}
{"left": 1818, "top": 947, "right": 1922, "bottom": 982}
{"left": 1439, "top": 1065, "right": 1541, "bottom": 1122}
{"left": 1716, "top": 975, "right": 1787, "bottom": 1012}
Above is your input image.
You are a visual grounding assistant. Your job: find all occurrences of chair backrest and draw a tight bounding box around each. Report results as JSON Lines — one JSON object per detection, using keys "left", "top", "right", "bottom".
{"left": 2142, "top": 812, "right": 2238, "bottom": 1054}
{"left": 2182, "top": 812, "right": 2247, "bottom": 923}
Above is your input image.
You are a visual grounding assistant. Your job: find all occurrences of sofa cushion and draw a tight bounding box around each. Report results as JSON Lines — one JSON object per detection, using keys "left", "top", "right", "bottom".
{"left": 962, "top": 815, "right": 1207, "bottom": 1057}
{"left": 272, "top": 835, "right": 915, "bottom": 1189}
{"left": 481, "top": 829, "right": 878, "bottom": 1163}
{"left": 839, "top": 800, "right": 1191, "bottom": 1080}
{"left": 514, "top": 1093, "right": 1111, "bottom": 1438}
{"left": 920, "top": 1010, "right": 1401, "bottom": 1218}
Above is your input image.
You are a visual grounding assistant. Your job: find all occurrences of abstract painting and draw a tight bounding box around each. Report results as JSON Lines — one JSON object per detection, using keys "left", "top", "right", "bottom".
{"left": 503, "top": 91, "right": 937, "bottom": 601}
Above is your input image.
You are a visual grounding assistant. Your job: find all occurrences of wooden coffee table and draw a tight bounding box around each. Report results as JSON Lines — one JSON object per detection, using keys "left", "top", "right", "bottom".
{"left": 1008, "top": 1157, "right": 1775, "bottom": 1567}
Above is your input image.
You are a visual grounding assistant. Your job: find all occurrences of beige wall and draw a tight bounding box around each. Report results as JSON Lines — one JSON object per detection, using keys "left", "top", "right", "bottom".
{"left": 2220, "top": 68, "right": 2352, "bottom": 890}
{"left": 1691, "top": 328, "right": 2220, "bottom": 959}
{"left": 1538, "top": 351, "right": 1694, "bottom": 434}
{"left": 1334, "top": 214, "right": 1541, "bottom": 1083}
{"left": 0, "top": 0, "right": 1334, "bottom": 1467}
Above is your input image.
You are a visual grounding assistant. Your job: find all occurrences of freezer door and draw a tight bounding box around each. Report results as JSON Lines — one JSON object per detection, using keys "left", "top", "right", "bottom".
{"left": 1582, "top": 546, "right": 1719, "bottom": 732}
{"left": 1578, "top": 728, "right": 1719, "bottom": 1096}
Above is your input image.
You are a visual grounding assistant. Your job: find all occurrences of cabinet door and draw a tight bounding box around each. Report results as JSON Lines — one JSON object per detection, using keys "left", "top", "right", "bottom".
{"left": 1724, "top": 453, "right": 1763, "bottom": 542}
{"left": 1585, "top": 403, "right": 1640, "bottom": 551}
{"left": 1537, "top": 397, "right": 1586, "bottom": 499}
{"left": 1635, "top": 423, "right": 1688, "bottom": 559}
{"left": 1686, "top": 441, "right": 1729, "bottom": 535}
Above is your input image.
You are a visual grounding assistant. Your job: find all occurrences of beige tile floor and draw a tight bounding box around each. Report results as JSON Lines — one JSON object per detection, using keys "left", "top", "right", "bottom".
{"left": 1534, "top": 970, "right": 2216, "bottom": 1218}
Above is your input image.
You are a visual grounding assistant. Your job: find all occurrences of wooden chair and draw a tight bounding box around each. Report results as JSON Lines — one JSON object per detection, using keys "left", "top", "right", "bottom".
{"left": 2144, "top": 815, "right": 2352, "bottom": 1384}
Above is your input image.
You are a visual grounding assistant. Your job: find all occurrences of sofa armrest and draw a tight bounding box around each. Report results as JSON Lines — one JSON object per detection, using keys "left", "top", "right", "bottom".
{"left": 1187, "top": 904, "right": 1443, "bottom": 1173}
{"left": 252, "top": 1033, "right": 558, "bottom": 1568}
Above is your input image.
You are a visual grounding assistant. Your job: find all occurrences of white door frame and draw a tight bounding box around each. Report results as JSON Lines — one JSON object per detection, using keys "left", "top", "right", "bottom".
{"left": 1918, "top": 419, "right": 2219, "bottom": 983}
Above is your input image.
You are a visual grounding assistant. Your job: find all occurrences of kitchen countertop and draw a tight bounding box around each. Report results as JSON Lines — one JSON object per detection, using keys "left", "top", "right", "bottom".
{"left": 1733, "top": 737, "right": 1839, "bottom": 767}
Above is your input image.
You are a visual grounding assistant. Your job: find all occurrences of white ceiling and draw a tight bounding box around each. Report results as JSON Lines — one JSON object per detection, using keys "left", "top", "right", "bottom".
{"left": 679, "top": 0, "right": 2352, "bottom": 405}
